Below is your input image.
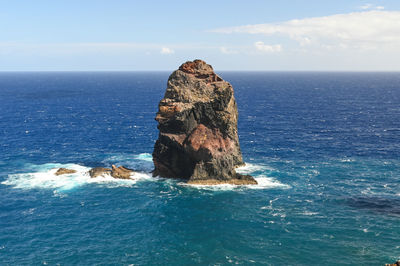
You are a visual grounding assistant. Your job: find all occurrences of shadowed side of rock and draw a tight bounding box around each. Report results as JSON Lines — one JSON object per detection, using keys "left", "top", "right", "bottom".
{"left": 152, "top": 59, "right": 257, "bottom": 185}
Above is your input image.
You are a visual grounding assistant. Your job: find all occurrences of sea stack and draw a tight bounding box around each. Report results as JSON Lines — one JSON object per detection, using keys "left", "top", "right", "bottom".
{"left": 152, "top": 59, "right": 257, "bottom": 185}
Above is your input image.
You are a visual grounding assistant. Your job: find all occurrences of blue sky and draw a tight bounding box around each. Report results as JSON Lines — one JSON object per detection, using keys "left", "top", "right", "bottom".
{"left": 1, "top": 0, "right": 400, "bottom": 71}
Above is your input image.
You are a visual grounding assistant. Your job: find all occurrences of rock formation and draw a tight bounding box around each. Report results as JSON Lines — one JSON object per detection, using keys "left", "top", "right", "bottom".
{"left": 110, "top": 165, "right": 134, "bottom": 179}
{"left": 55, "top": 168, "right": 77, "bottom": 176}
{"left": 88, "top": 165, "right": 134, "bottom": 179}
{"left": 89, "top": 167, "right": 112, "bottom": 178}
{"left": 152, "top": 59, "right": 256, "bottom": 185}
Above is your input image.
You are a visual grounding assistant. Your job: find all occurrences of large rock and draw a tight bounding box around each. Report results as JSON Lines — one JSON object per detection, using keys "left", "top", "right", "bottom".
{"left": 152, "top": 59, "right": 257, "bottom": 185}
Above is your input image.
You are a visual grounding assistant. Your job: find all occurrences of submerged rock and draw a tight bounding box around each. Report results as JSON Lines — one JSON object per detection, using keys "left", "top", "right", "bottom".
{"left": 54, "top": 168, "right": 77, "bottom": 176}
{"left": 110, "top": 165, "right": 134, "bottom": 179}
{"left": 152, "top": 59, "right": 257, "bottom": 185}
{"left": 88, "top": 167, "right": 112, "bottom": 178}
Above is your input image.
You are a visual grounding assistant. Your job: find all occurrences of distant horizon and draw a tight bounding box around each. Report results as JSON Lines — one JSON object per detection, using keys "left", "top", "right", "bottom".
{"left": 1, "top": 69, "right": 400, "bottom": 73}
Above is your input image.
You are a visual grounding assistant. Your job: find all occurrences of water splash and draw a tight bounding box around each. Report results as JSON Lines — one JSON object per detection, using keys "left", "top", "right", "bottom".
{"left": 1, "top": 162, "right": 152, "bottom": 191}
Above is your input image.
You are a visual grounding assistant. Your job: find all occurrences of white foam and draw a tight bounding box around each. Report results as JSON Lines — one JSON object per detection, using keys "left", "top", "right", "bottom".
{"left": 101, "top": 153, "right": 153, "bottom": 172}
{"left": 2, "top": 163, "right": 154, "bottom": 191}
{"left": 236, "top": 163, "right": 273, "bottom": 175}
{"left": 253, "top": 176, "right": 290, "bottom": 189}
{"left": 2, "top": 160, "right": 289, "bottom": 192}
{"left": 134, "top": 153, "right": 153, "bottom": 162}
{"left": 301, "top": 211, "right": 319, "bottom": 216}
{"left": 180, "top": 175, "right": 290, "bottom": 191}
{"left": 339, "top": 158, "right": 355, "bottom": 162}
{"left": 178, "top": 162, "right": 288, "bottom": 191}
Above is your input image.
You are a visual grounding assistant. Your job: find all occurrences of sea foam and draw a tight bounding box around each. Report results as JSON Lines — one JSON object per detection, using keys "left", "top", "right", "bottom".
{"left": 134, "top": 153, "right": 153, "bottom": 162}
{"left": 180, "top": 163, "right": 290, "bottom": 191}
{"left": 2, "top": 159, "right": 289, "bottom": 192}
{"left": 1, "top": 162, "right": 152, "bottom": 191}
{"left": 236, "top": 163, "right": 274, "bottom": 175}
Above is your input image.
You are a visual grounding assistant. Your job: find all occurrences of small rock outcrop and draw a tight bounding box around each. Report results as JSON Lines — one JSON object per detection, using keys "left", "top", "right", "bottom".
{"left": 89, "top": 167, "right": 112, "bottom": 178}
{"left": 110, "top": 165, "right": 134, "bottom": 179}
{"left": 88, "top": 166, "right": 134, "bottom": 179}
{"left": 152, "top": 59, "right": 256, "bottom": 185}
{"left": 55, "top": 168, "right": 77, "bottom": 176}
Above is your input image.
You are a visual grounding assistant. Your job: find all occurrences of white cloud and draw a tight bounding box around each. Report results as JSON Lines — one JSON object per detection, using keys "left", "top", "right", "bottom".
{"left": 254, "top": 42, "right": 282, "bottom": 53}
{"left": 211, "top": 11, "right": 400, "bottom": 50}
{"left": 360, "top": 3, "right": 384, "bottom": 10}
{"left": 360, "top": 3, "right": 373, "bottom": 9}
{"left": 220, "top": 46, "right": 238, "bottom": 54}
{"left": 160, "top": 47, "right": 174, "bottom": 54}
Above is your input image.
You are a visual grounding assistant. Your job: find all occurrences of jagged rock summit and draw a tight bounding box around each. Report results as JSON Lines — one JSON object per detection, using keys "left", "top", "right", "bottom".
{"left": 152, "top": 59, "right": 257, "bottom": 185}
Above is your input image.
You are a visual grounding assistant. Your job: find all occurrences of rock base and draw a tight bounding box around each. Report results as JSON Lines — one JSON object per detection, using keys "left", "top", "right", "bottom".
{"left": 187, "top": 174, "right": 257, "bottom": 185}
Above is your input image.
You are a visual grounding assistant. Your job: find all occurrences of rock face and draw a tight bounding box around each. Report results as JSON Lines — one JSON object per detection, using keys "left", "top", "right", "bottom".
{"left": 152, "top": 59, "right": 257, "bottom": 185}
{"left": 55, "top": 168, "right": 77, "bottom": 176}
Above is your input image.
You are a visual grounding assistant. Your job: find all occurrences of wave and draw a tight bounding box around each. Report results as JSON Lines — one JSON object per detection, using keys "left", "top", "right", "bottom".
{"left": 134, "top": 153, "right": 153, "bottom": 162}
{"left": 180, "top": 161, "right": 289, "bottom": 191}
{"left": 2, "top": 158, "right": 289, "bottom": 192}
{"left": 101, "top": 153, "right": 153, "bottom": 172}
{"left": 236, "top": 163, "right": 274, "bottom": 175}
{"left": 1, "top": 162, "right": 153, "bottom": 191}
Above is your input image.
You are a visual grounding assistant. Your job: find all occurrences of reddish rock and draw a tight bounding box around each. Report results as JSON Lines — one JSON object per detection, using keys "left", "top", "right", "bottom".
{"left": 152, "top": 59, "right": 256, "bottom": 185}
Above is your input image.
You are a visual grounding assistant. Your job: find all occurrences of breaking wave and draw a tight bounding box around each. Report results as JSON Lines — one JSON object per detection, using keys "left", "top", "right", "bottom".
{"left": 134, "top": 153, "right": 153, "bottom": 162}
{"left": 1, "top": 162, "right": 153, "bottom": 191}
{"left": 181, "top": 163, "right": 290, "bottom": 191}
{"left": 1, "top": 156, "right": 289, "bottom": 192}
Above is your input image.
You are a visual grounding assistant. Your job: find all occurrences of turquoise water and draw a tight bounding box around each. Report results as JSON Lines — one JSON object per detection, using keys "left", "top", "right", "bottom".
{"left": 0, "top": 72, "right": 399, "bottom": 265}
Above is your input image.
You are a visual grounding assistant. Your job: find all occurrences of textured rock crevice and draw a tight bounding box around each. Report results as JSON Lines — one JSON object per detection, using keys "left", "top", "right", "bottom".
{"left": 152, "top": 59, "right": 256, "bottom": 185}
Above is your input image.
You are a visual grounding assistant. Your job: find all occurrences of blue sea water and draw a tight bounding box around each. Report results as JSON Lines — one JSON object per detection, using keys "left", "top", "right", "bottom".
{"left": 0, "top": 71, "right": 399, "bottom": 265}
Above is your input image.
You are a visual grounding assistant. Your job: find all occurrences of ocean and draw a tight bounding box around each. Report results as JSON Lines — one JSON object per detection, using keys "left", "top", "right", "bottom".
{"left": 0, "top": 72, "right": 399, "bottom": 265}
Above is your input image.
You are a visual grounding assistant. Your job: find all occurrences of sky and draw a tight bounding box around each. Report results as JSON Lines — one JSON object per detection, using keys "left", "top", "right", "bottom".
{"left": 1, "top": 0, "right": 400, "bottom": 71}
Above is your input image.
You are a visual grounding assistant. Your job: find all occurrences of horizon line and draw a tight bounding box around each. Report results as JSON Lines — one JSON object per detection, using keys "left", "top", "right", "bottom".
{"left": 1, "top": 70, "right": 400, "bottom": 73}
